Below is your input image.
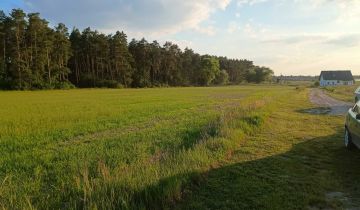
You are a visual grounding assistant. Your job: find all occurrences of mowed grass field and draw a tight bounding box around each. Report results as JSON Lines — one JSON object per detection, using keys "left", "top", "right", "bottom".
{"left": 1, "top": 86, "right": 360, "bottom": 209}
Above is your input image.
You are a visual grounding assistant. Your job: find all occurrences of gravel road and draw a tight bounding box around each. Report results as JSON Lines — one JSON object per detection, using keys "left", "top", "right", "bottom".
{"left": 309, "top": 89, "right": 353, "bottom": 115}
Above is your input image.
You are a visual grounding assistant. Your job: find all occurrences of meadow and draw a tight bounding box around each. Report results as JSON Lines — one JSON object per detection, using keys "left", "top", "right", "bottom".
{"left": 1, "top": 85, "right": 360, "bottom": 209}
{"left": 322, "top": 83, "right": 359, "bottom": 102}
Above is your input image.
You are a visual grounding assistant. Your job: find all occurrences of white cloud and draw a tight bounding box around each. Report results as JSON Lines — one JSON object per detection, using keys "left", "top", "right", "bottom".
{"left": 256, "top": 31, "right": 360, "bottom": 74}
{"left": 194, "top": 25, "right": 217, "bottom": 36}
{"left": 227, "top": 21, "right": 239, "bottom": 33}
{"left": 295, "top": 0, "right": 360, "bottom": 23}
{"left": 20, "top": 0, "right": 360, "bottom": 75}
{"left": 231, "top": 0, "right": 360, "bottom": 75}
{"left": 242, "top": 21, "right": 268, "bottom": 38}
{"left": 23, "top": 0, "right": 231, "bottom": 36}
{"left": 325, "top": 34, "right": 360, "bottom": 47}
{"left": 335, "top": 1, "right": 360, "bottom": 24}
{"left": 262, "top": 34, "right": 327, "bottom": 44}
{"left": 262, "top": 33, "right": 360, "bottom": 49}
{"left": 214, "top": 0, "right": 232, "bottom": 10}
{"left": 237, "top": 0, "right": 268, "bottom": 7}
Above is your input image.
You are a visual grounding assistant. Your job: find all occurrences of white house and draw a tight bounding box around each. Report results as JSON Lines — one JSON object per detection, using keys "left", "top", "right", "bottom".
{"left": 319, "top": 70, "right": 354, "bottom": 87}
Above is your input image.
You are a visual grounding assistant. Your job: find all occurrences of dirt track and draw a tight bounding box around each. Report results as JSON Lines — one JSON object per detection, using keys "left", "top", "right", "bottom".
{"left": 309, "top": 89, "right": 353, "bottom": 115}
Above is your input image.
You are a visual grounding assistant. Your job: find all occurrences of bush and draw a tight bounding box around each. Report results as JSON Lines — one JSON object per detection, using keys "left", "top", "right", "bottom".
{"left": 214, "top": 70, "right": 229, "bottom": 85}
{"left": 244, "top": 115, "right": 264, "bottom": 127}
{"left": 96, "top": 80, "right": 123, "bottom": 88}
{"left": 295, "top": 86, "right": 306, "bottom": 91}
{"left": 313, "top": 81, "right": 320, "bottom": 87}
{"left": 77, "top": 74, "right": 124, "bottom": 88}
{"left": 54, "top": 81, "right": 76, "bottom": 90}
{"left": 0, "top": 79, "right": 12, "bottom": 90}
{"left": 323, "top": 87, "right": 335, "bottom": 92}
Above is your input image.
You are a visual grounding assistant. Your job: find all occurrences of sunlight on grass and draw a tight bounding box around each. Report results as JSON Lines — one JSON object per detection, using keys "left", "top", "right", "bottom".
{"left": 322, "top": 83, "right": 359, "bottom": 103}
{"left": 0, "top": 86, "right": 285, "bottom": 209}
{"left": 1, "top": 86, "right": 360, "bottom": 209}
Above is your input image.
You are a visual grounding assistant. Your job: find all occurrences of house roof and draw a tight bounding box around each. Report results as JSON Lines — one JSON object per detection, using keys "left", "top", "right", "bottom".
{"left": 319, "top": 70, "right": 354, "bottom": 81}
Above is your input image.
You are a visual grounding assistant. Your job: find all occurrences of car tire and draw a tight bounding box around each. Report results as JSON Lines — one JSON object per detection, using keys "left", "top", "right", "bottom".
{"left": 345, "top": 128, "right": 355, "bottom": 150}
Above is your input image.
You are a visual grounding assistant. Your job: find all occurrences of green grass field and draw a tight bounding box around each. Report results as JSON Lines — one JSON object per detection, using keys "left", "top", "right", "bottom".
{"left": 1, "top": 86, "right": 360, "bottom": 209}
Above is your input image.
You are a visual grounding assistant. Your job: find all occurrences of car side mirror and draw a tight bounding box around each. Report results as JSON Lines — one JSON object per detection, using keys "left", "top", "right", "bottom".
{"left": 356, "top": 114, "right": 360, "bottom": 120}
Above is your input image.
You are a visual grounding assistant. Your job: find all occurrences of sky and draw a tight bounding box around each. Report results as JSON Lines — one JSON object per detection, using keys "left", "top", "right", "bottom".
{"left": 1, "top": 0, "right": 360, "bottom": 76}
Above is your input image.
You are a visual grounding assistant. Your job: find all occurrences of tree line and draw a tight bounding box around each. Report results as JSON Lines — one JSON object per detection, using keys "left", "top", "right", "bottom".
{"left": 0, "top": 9, "right": 274, "bottom": 90}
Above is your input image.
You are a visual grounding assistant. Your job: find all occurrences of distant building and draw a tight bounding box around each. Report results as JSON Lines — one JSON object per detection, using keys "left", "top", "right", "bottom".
{"left": 319, "top": 70, "right": 354, "bottom": 86}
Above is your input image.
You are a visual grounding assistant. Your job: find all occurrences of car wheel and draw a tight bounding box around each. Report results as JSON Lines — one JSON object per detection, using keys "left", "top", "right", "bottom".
{"left": 345, "top": 128, "right": 355, "bottom": 150}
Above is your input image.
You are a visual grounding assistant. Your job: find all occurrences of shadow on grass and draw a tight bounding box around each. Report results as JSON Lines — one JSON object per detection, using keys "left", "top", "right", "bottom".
{"left": 134, "top": 130, "right": 360, "bottom": 210}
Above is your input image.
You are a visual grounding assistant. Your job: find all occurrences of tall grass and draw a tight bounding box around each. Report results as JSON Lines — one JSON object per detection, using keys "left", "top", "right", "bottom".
{"left": 321, "top": 83, "right": 359, "bottom": 102}
{"left": 0, "top": 86, "right": 287, "bottom": 209}
{"left": 70, "top": 102, "right": 269, "bottom": 209}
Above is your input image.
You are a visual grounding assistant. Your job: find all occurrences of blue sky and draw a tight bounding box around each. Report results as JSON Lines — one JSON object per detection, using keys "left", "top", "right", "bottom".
{"left": 2, "top": 0, "right": 360, "bottom": 75}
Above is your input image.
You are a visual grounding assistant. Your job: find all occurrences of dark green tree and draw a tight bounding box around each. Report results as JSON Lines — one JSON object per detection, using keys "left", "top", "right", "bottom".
{"left": 0, "top": 10, "right": 7, "bottom": 87}
{"left": 246, "top": 66, "right": 274, "bottom": 83}
{"left": 26, "top": 13, "right": 50, "bottom": 87}
{"left": 198, "top": 56, "right": 220, "bottom": 86}
{"left": 161, "top": 42, "right": 182, "bottom": 86}
{"left": 109, "top": 31, "right": 133, "bottom": 87}
{"left": 8, "top": 9, "right": 28, "bottom": 89}
{"left": 149, "top": 41, "right": 162, "bottom": 86}
{"left": 129, "top": 38, "right": 151, "bottom": 87}
{"left": 51, "top": 23, "right": 72, "bottom": 85}
{"left": 214, "top": 69, "right": 229, "bottom": 85}
{"left": 181, "top": 48, "right": 201, "bottom": 86}
{"left": 0, "top": 9, "right": 273, "bottom": 90}
{"left": 69, "top": 28, "right": 82, "bottom": 85}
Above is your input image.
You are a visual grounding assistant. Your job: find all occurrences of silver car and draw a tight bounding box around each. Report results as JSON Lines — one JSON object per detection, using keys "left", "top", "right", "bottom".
{"left": 345, "top": 102, "right": 360, "bottom": 149}
{"left": 355, "top": 87, "right": 360, "bottom": 103}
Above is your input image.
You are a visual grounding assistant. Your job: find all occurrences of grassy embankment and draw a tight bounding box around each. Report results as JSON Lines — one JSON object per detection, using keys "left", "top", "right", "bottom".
{"left": 1, "top": 86, "right": 360, "bottom": 209}
{"left": 322, "top": 83, "right": 359, "bottom": 103}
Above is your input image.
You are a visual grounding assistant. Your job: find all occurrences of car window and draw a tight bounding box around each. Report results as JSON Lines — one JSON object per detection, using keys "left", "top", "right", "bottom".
{"left": 353, "top": 104, "right": 360, "bottom": 114}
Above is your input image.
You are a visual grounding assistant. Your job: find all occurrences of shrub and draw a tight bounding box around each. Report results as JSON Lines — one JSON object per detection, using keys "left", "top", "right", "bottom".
{"left": 54, "top": 81, "right": 76, "bottom": 89}
{"left": 323, "top": 87, "right": 335, "bottom": 92}
{"left": 98, "top": 80, "right": 124, "bottom": 89}
{"left": 0, "top": 78, "right": 12, "bottom": 90}
{"left": 295, "top": 86, "right": 306, "bottom": 91}
{"left": 313, "top": 81, "right": 320, "bottom": 87}
{"left": 213, "top": 70, "right": 229, "bottom": 85}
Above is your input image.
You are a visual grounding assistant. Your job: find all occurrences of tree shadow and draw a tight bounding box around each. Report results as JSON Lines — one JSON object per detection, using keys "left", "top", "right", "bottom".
{"left": 134, "top": 129, "right": 360, "bottom": 210}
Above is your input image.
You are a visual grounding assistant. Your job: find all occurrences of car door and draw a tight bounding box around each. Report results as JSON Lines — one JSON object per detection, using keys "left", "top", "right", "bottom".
{"left": 349, "top": 104, "right": 360, "bottom": 147}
